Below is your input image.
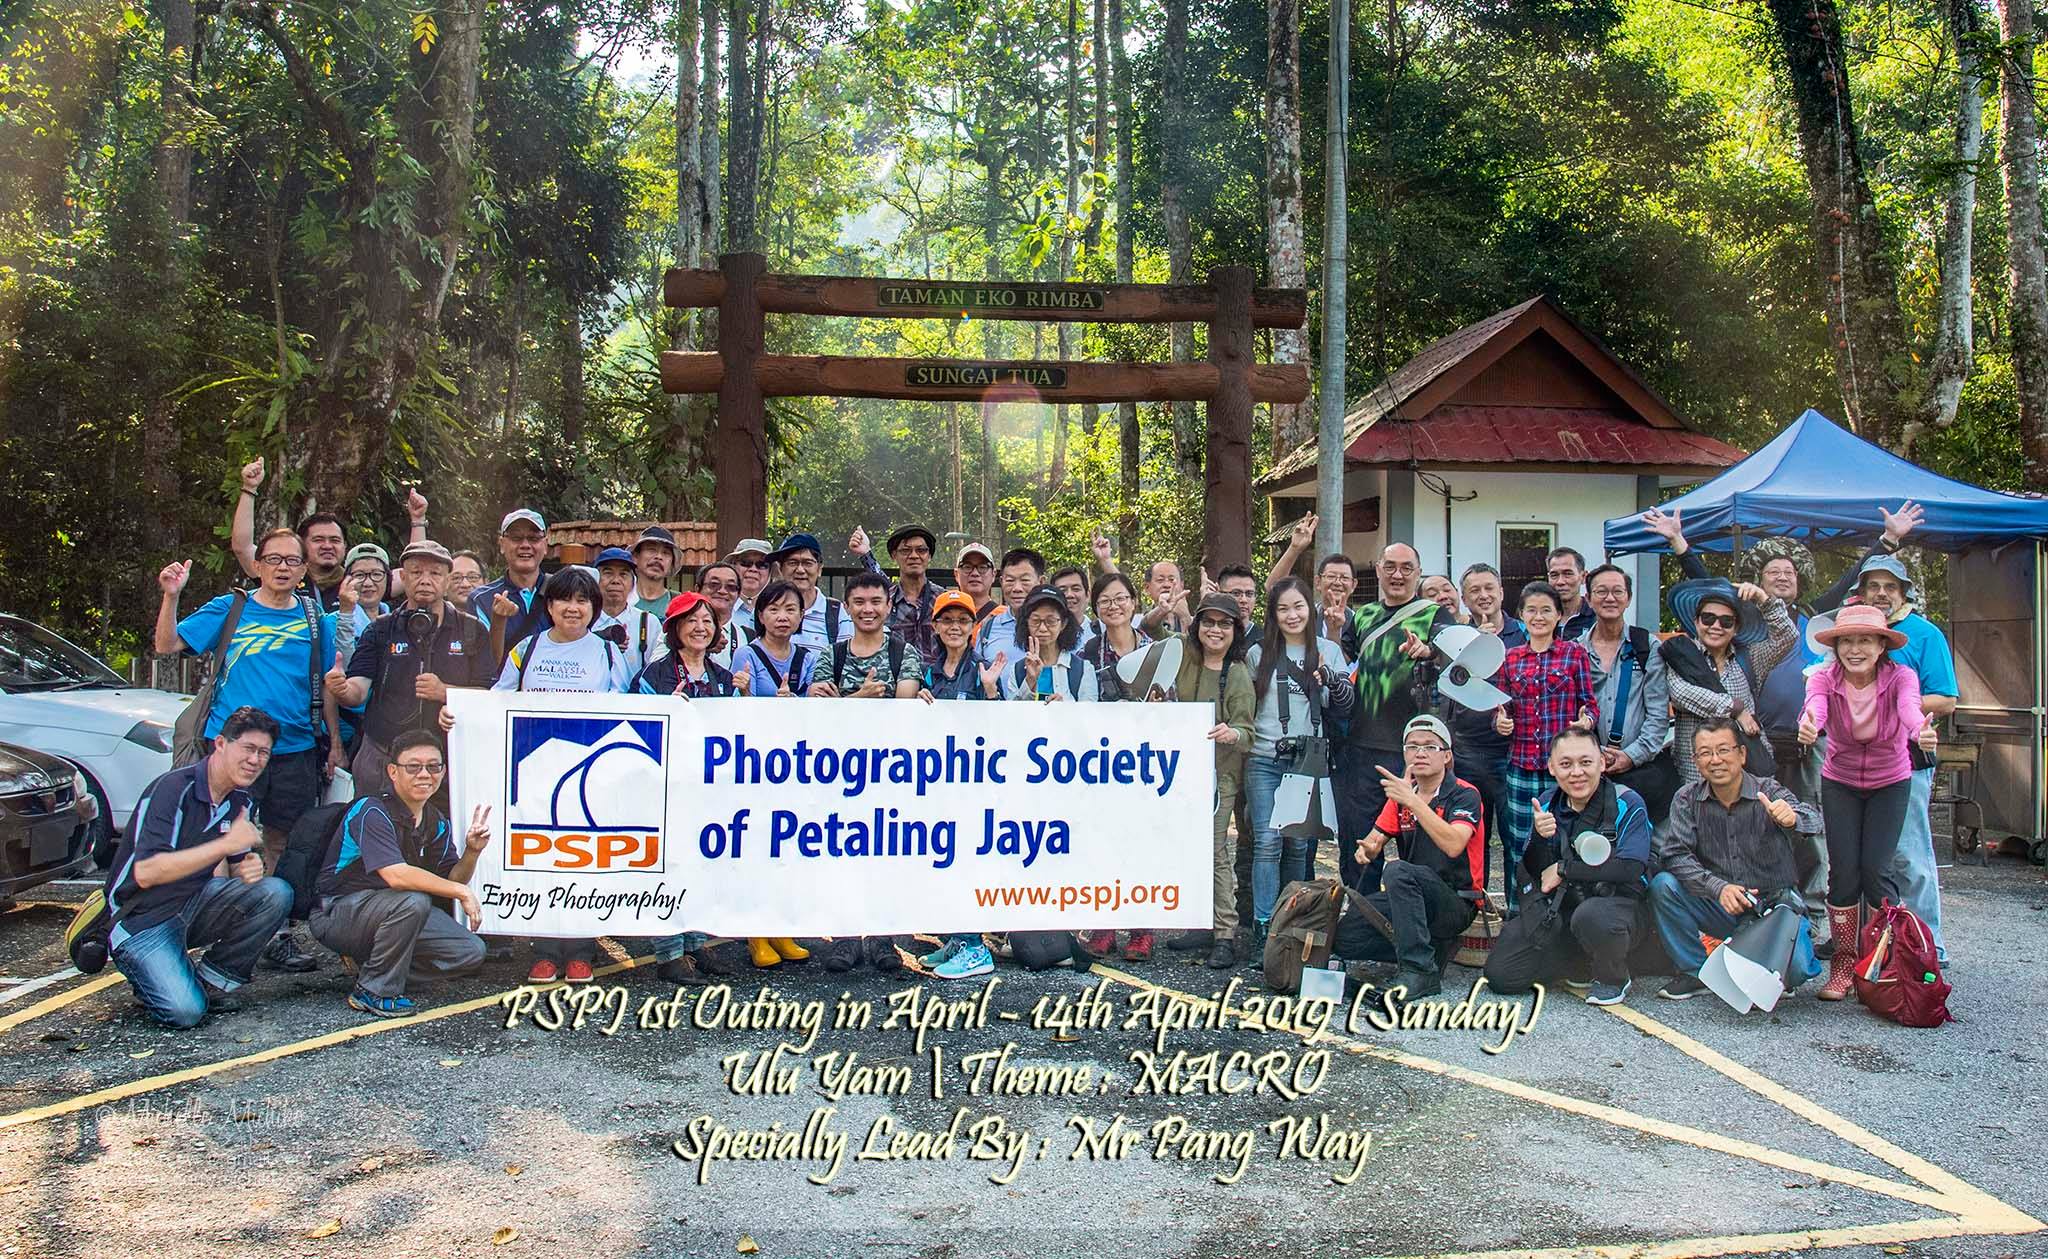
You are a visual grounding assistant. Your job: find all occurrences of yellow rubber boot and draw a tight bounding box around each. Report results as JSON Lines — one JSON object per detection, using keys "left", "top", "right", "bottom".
{"left": 770, "top": 937, "right": 810, "bottom": 962}
{"left": 748, "top": 937, "right": 782, "bottom": 968}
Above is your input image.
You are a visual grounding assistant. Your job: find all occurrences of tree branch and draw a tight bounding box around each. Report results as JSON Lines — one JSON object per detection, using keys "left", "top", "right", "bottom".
{"left": 242, "top": 4, "right": 368, "bottom": 170}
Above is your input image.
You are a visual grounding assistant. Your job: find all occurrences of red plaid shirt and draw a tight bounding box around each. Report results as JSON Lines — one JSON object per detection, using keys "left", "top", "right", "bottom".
{"left": 1501, "top": 640, "right": 1600, "bottom": 769}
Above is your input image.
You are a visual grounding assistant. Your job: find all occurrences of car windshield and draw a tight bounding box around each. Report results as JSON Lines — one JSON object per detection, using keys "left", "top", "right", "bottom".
{"left": 0, "top": 618, "right": 126, "bottom": 692}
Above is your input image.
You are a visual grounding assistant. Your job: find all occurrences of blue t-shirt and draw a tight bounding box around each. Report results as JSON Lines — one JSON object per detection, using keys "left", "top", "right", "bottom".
{"left": 1756, "top": 612, "right": 1822, "bottom": 735}
{"left": 177, "top": 593, "right": 336, "bottom": 754}
{"left": 1890, "top": 611, "right": 1957, "bottom": 698}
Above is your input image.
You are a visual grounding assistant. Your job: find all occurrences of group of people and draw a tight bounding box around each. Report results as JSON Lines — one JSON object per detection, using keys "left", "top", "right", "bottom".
{"left": 99, "top": 457, "right": 1958, "bottom": 1027}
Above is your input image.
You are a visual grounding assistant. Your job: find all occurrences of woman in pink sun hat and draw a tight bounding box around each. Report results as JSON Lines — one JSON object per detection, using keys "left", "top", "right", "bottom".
{"left": 1799, "top": 602, "right": 1936, "bottom": 1001}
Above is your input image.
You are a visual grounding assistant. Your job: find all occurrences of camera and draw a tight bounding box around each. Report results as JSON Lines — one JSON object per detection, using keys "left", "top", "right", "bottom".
{"left": 1275, "top": 736, "right": 1306, "bottom": 757}
{"left": 400, "top": 606, "right": 436, "bottom": 644}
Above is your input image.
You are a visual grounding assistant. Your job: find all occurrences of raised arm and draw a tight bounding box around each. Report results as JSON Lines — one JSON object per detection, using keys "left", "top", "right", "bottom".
{"left": 230, "top": 458, "right": 265, "bottom": 579}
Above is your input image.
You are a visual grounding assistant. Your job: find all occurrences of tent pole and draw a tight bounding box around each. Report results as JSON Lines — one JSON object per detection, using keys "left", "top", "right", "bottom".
{"left": 1731, "top": 523, "right": 1744, "bottom": 571}
{"left": 2037, "top": 540, "right": 2044, "bottom": 844}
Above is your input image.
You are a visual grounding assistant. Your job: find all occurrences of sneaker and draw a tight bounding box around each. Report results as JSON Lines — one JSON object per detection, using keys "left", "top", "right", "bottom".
{"left": 347, "top": 987, "right": 417, "bottom": 1019}
{"left": 1166, "top": 930, "right": 1212, "bottom": 952}
{"left": 694, "top": 942, "right": 749, "bottom": 976}
{"left": 1122, "top": 931, "right": 1154, "bottom": 962}
{"left": 1563, "top": 974, "right": 1593, "bottom": 992}
{"left": 656, "top": 956, "right": 707, "bottom": 986}
{"left": 1660, "top": 974, "right": 1709, "bottom": 1001}
{"left": 262, "top": 930, "right": 319, "bottom": 973}
{"left": 1205, "top": 939, "right": 1237, "bottom": 970}
{"left": 864, "top": 936, "right": 904, "bottom": 973}
{"left": 932, "top": 944, "right": 995, "bottom": 980}
{"left": 526, "top": 960, "right": 560, "bottom": 984}
{"left": 1388, "top": 969, "right": 1441, "bottom": 1000}
{"left": 1585, "top": 978, "right": 1631, "bottom": 1006}
{"left": 821, "top": 939, "right": 859, "bottom": 973}
{"left": 199, "top": 980, "right": 245, "bottom": 1014}
{"left": 1078, "top": 931, "right": 1115, "bottom": 959}
{"left": 562, "top": 959, "right": 596, "bottom": 983}
{"left": 918, "top": 939, "right": 964, "bottom": 969}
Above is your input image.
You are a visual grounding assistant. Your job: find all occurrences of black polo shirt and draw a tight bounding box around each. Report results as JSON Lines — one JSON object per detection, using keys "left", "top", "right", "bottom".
{"left": 347, "top": 603, "right": 495, "bottom": 747}
{"left": 1372, "top": 776, "right": 1484, "bottom": 894}
{"left": 317, "top": 793, "right": 457, "bottom": 900}
{"left": 469, "top": 575, "right": 551, "bottom": 663}
{"left": 104, "top": 758, "right": 256, "bottom": 947}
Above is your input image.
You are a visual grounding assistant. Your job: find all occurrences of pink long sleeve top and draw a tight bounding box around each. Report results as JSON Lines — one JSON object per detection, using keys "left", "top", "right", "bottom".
{"left": 1802, "top": 660, "right": 1922, "bottom": 790}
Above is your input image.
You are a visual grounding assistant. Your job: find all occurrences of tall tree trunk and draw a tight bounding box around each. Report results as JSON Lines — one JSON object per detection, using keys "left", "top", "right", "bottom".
{"left": 1265, "top": 0, "right": 1310, "bottom": 455}
{"left": 1763, "top": 0, "right": 1917, "bottom": 450}
{"left": 674, "top": 0, "right": 701, "bottom": 327}
{"left": 250, "top": 0, "right": 487, "bottom": 516}
{"left": 1085, "top": 0, "right": 1109, "bottom": 254}
{"left": 1159, "top": 0, "right": 1199, "bottom": 479}
{"left": 1910, "top": 0, "right": 1984, "bottom": 446}
{"left": 700, "top": 0, "right": 722, "bottom": 263}
{"left": 979, "top": 87, "right": 1005, "bottom": 546}
{"left": 142, "top": 0, "right": 195, "bottom": 523}
{"left": 560, "top": 303, "right": 587, "bottom": 451}
{"left": 725, "top": 0, "right": 757, "bottom": 251}
{"left": 1050, "top": 0, "right": 1080, "bottom": 495}
{"left": 1999, "top": 0, "right": 2048, "bottom": 488}
{"left": 1110, "top": 0, "right": 1138, "bottom": 558}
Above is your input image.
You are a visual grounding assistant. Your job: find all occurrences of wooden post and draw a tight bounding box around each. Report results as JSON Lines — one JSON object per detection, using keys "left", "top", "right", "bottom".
{"left": 1206, "top": 265, "right": 1255, "bottom": 570}
{"left": 714, "top": 251, "right": 767, "bottom": 549}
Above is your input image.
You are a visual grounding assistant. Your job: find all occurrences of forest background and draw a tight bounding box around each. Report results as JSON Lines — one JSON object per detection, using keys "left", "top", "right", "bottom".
{"left": 3, "top": 0, "right": 2043, "bottom": 663}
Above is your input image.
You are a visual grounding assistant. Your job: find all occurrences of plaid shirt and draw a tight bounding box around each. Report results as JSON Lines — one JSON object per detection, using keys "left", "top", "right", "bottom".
{"left": 1500, "top": 639, "right": 1600, "bottom": 769}
{"left": 858, "top": 553, "right": 942, "bottom": 665}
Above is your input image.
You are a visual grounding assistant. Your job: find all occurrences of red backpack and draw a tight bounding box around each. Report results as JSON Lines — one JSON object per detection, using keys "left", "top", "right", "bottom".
{"left": 1853, "top": 900, "right": 1953, "bottom": 1028}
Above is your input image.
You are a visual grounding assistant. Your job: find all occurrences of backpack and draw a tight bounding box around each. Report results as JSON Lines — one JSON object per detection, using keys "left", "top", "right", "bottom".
{"left": 1009, "top": 930, "right": 1081, "bottom": 971}
{"left": 824, "top": 598, "right": 844, "bottom": 644}
{"left": 1854, "top": 899, "right": 1954, "bottom": 1028}
{"left": 1262, "top": 878, "right": 1388, "bottom": 993}
{"left": 830, "top": 635, "right": 909, "bottom": 692}
{"left": 171, "top": 590, "right": 248, "bottom": 767}
{"left": 276, "top": 800, "right": 352, "bottom": 922}
{"left": 65, "top": 890, "right": 110, "bottom": 974}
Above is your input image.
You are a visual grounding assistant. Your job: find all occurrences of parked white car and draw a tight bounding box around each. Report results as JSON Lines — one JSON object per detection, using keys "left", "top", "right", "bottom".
{"left": 0, "top": 615, "right": 187, "bottom": 859}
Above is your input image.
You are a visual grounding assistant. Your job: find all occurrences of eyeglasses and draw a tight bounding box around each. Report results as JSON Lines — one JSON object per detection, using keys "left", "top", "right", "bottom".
{"left": 394, "top": 761, "right": 446, "bottom": 777}
{"left": 781, "top": 554, "right": 819, "bottom": 568}
{"left": 1402, "top": 741, "right": 1446, "bottom": 754}
{"left": 733, "top": 558, "right": 768, "bottom": 570}
{"left": 1095, "top": 594, "right": 1134, "bottom": 609}
{"left": 347, "top": 570, "right": 386, "bottom": 583}
{"left": 893, "top": 546, "right": 932, "bottom": 558}
{"left": 699, "top": 581, "right": 739, "bottom": 595}
{"left": 1027, "top": 615, "right": 1064, "bottom": 630}
{"left": 1379, "top": 561, "right": 1418, "bottom": 575}
{"left": 256, "top": 554, "right": 306, "bottom": 569}
{"left": 227, "top": 740, "right": 274, "bottom": 761}
{"left": 1694, "top": 747, "right": 1740, "bottom": 761}
{"left": 1695, "top": 611, "right": 1738, "bottom": 629}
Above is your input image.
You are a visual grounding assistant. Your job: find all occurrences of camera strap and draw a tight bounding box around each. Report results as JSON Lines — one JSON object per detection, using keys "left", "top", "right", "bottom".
{"left": 1275, "top": 647, "right": 1322, "bottom": 738}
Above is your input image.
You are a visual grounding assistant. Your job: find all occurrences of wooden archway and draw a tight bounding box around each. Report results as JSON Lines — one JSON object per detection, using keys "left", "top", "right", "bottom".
{"left": 662, "top": 253, "right": 1309, "bottom": 568}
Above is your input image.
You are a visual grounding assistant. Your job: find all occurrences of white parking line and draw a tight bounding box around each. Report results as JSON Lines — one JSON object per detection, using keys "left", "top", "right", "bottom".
{"left": 0, "top": 967, "right": 81, "bottom": 1005}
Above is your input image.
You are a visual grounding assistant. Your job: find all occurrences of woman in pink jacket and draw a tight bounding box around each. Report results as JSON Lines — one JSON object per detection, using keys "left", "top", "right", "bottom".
{"left": 1799, "top": 603, "right": 1937, "bottom": 1001}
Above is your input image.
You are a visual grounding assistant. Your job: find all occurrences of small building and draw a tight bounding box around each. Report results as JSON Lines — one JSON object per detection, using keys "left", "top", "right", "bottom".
{"left": 547, "top": 520, "right": 722, "bottom": 570}
{"left": 1257, "top": 296, "right": 1746, "bottom": 627}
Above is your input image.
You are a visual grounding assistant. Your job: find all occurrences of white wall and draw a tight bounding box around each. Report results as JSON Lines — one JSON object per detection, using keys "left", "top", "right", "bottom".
{"left": 1403, "top": 469, "right": 1659, "bottom": 627}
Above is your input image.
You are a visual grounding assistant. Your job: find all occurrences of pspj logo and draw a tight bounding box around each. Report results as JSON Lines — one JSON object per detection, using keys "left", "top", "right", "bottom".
{"left": 505, "top": 714, "right": 668, "bottom": 873}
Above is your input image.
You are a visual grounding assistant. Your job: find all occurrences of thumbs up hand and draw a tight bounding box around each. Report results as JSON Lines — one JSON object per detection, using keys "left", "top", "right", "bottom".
{"left": 324, "top": 649, "right": 351, "bottom": 699}
{"left": 1916, "top": 716, "right": 1939, "bottom": 756}
{"left": 851, "top": 668, "right": 886, "bottom": 698}
{"left": 1798, "top": 710, "right": 1820, "bottom": 747}
{"left": 1531, "top": 797, "right": 1557, "bottom": 840}
{"left": 1494, "top": 705, "right": 1514, "bottom": 737}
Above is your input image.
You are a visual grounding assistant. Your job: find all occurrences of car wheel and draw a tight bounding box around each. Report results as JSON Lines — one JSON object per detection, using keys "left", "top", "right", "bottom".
{"left": 77, "top": 776, "right": 115, "bottom": 870}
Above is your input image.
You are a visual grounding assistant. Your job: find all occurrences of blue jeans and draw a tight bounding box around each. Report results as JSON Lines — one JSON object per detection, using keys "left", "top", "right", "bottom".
{"left": 112, "top": 876, "right": 294, "bottom": 1029}
{"left": 652, "top": 933, "right": 708, "bottom": 963}
{"left": 1648, "top": 872, "right": 1820, "bottom": 986}
{"left": 1888, "top": 766, "right": 1945, "bottom": 961}
{"left": 1243, "top": 755, "right": 1313, "bottom": 923}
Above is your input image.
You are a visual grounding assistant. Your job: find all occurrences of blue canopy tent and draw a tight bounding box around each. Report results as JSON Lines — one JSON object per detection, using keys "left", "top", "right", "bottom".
{"left": 1602, "top": 409, "right": 2048, "bottom": 554}
{"left": 1603, "top": 407, "right": 2048, "bottom": 851}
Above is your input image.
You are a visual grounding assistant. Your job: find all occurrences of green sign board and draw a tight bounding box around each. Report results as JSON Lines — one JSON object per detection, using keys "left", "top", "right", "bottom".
{"left": 877, "top": 284, "right": 1107, "bottom": 314}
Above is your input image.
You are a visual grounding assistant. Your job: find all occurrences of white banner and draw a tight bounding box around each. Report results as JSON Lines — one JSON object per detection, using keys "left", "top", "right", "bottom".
{"left": 444, "top": 689, "right": 1215, "bottom": 938}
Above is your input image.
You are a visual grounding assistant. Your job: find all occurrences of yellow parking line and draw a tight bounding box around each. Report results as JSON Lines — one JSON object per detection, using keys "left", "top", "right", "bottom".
{"left": 0, "top": 956, "right": 647, "bottom": 1132}
{"left": 0, "top": 972, "right": 125, "bottom": 1038}
{"left": 1088, "top": 965, "right": 2039, "bottom": 1232}
{"left": 1398, "top": 1213, "right": 2015, "bottom": 1259}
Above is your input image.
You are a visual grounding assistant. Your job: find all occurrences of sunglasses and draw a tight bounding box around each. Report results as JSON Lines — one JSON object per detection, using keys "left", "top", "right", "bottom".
{"left": 1695, "top": 611, "right": 1738, "bottom": 629}
{"left": 394, "top": 761, "right": 446, "bottom": 777}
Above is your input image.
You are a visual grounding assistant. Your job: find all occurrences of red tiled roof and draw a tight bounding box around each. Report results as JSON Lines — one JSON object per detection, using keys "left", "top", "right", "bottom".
{"left": 547, "top": 520, "right": 720, "bottom": 567}
{"left": 1346, "top": 406, "right": 1746, "bottom": 468}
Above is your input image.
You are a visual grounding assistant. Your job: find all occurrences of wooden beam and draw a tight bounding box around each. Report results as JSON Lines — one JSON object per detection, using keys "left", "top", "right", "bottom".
{"left": 1205, "top": 266, "right": 1255, "bottom": 569}
{"left": 661, "top": 352, "right": 1310, "bottom": 404}
{"left": 663, "top": 267, "right": 1308, "bottom": 329}
{"left": 712, "top": 252, "right": 768, "bottom": 549}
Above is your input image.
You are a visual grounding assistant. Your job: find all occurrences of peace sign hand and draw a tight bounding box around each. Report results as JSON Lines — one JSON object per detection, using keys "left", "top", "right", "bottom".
{"left": 465, "top": 805, "right": 493, "bottom": 852}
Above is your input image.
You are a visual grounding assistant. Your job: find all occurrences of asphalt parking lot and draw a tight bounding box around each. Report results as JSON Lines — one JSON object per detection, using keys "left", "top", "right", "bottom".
{"left": 1, "top": 849, "right": 2044, "bottom": 1259}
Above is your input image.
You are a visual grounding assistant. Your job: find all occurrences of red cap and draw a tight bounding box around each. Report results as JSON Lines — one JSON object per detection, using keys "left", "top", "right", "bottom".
{"left": 664, "top": 591, "right": 711, "bottom": 623}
